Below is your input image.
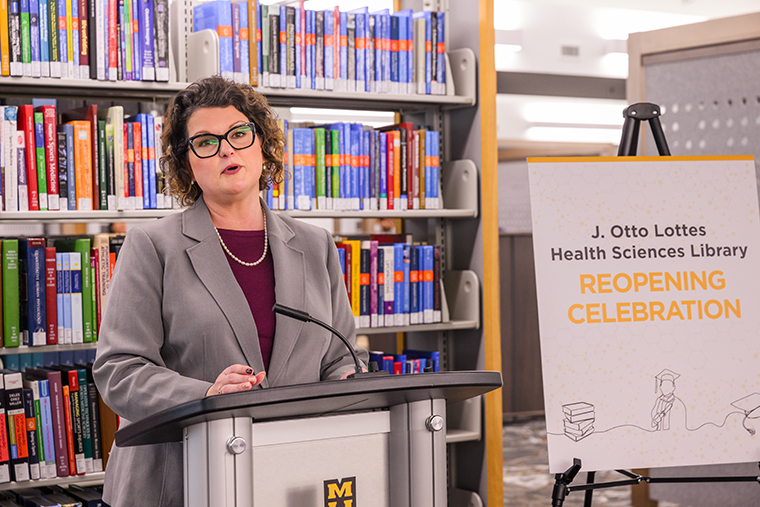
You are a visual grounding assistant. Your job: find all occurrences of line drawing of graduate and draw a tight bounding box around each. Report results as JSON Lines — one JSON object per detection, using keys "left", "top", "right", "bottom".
{"left": 651, "top": 369, "right": 680, "bottom": 431}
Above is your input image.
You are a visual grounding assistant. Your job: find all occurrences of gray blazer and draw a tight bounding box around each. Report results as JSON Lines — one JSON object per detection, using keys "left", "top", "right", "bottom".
{"left": 93, "top": 196, "right": 368, "bottom": 507}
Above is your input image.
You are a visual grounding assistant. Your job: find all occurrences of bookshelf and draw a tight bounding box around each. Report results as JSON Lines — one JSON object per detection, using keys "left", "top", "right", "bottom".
{"left": 0, "top": 0, "right": 502, "bottom": 505}
{"left": 0, "top": 472, "right": 106, "bottom": 492}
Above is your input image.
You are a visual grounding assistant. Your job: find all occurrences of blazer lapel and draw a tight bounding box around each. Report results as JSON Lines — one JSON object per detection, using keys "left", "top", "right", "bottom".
{"left": 182, "top": 197, "right": 267, "bottom": 383}
{"left": 264, "top": 206, "right": 307, "bottom": 386}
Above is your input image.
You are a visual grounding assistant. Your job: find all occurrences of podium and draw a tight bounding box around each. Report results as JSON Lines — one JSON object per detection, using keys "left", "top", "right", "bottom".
{"left": 116, "top": 371, "right": 501, "bottom": 507}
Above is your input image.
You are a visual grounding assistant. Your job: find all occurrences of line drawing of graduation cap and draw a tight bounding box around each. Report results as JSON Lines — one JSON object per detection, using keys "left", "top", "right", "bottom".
{"left": 731, "top": 393, "right": 760, "bottom": 436}
{"left": 655, "top": 368, "right": 681, "bottom": 392}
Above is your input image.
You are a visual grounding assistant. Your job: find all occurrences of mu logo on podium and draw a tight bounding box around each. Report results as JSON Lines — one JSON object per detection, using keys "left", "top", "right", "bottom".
{"left": 323, "top": 476, "right": 356, "bottom": 507}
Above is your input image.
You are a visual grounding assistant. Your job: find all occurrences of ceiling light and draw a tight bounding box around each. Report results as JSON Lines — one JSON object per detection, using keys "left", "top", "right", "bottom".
{"left": 526, "top": 126, "right": 621, "bottom": 144}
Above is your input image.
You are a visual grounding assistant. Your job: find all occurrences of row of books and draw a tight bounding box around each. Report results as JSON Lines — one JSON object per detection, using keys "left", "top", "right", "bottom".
{"left": 269, "top": 120, "right": 440, "bottom": 211}
{"left": 0, "top": 484, "right": 103, "bottom": 506}
{"left": 0, "top": 0, "right": 170, "bottom": 81}
{"left": 0, "top": 362, "right": 105, "bottom": 485}
{"left": 197, "top": 1, "right": 447, "bottom": 95}
{"left": 368, "top": 349, "right": 440, "bottom": 375}
{"left": 1, "top": 102, "right": 171, "bottom": 212}
{"left": 337, "top": 235, "right": 442, "bottom": 329}
{"left": 0, "top": 234, "right": 124, "bottom": 348}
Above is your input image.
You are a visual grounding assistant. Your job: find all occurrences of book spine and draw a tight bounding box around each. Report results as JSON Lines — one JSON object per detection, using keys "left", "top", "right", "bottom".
{"left": 55, "top": 253, "right": 63, "bottom": 341}
{"left": 85, "top": 382, "right": 101, "bottom": 472}
{"left": 37, "top": 380, "right": 56, "bottom": 478}
{"left": 433, "top": 245, "right": 441, "bottom": 322}
{"left": 392, "top": 130, "right": 399, "bottom": 209}
{"left": 33, "top": 112, "right": 48, "bottom": 210}
{"left": 42, "top": 372, "right": 68, "bottom": 476}
{"left": 133, "top": 119, "right": 145, "bottom": 209}
{"left": 61, "top": 252, "right": 71, "bottom": 344}
{"left": 338, "top": 10, "right": 346, "bottom": 90}
{"left": 23, "top": 390, "right": 40, "bottom": 480}
{"left": 0, "top": 378, "right": 9, "bottom": 483}
{"left": 436, "top": 12, "right": 444, "bottom": 94}
{"left": 28, "top": 382, "right": 47, "bottom": 478}
{"left": 359, "top": 241, "right": 370, "bottom": 329}
{"left": 74, "top": 240, "right": 93, "bottom": 343}
{"left": 57, "top": 0, "right": 67, "bottom": 77}
{"left": 8, "top": 0, "right": 22, "bottom": 76}
{"left": 69, "top": 0, "right": 80, "bottom": 76}
{"left": 20, "top": 0, "right": 30, "bottom": 76}
{"left": 322, "top": 9, "right": 331, "bottom": 90}
{"left": 78, "top": 0, "right": 87, "bottom": 77}
{"left": 45, "top": 247, "right": 57, "bottom": 345}
{"left": 25, "top": 238, "right": 47, "bottom": 346}
{"left": 5, "top": 373, "right": 29, "bottom": 482}
{"left": 71, "top": 121, "right": 92, "bottom": 210}
{"left": 130, "top": 0, "right": 138, "bottom": 80}
{"left": 399, "top": 128, "right": 407, "bottom": 209}
{"left": 314, "top": 128, "right": 325, "bottom": 209}
{"left": 354, "top": 11, "right": 364, "bottom": 92}
{"left": 47, "top": 0, "right": 59, "bottom": 77}
{"left": 94, "top": 0, "right": 103, "bottom": 79}
{"left": 125, "top": 122, "right": 133, "bottom": 207}
{"left": 69, "top": 252, "right": 83, "bottom": 344}
{"left": 105, "top": 123, "right": 115, "bottom": 209}
{"left": 370, "top": 241, "right": 378, "bottom": 327}
{"left": 292, "top": 5, "right": 298, "bottom": 89}
{"left": 19, "top": 106, "right": 39, "bottom": 210}
{"left": 402, "top": 243, "right": 410, "bottom": 326}
{"left": 60, "top": 384, "right": 76, "bottom": 474}
{"left": 139, "top": 0, "right": 153, "bottom": 79}
{"left": 0, "top": 0, "right": 10, "bottom": 75}
{"left": 55, "top": 129, "right": 67, "bottom": 210}
{"left": 382, "top": 245, "right": 394, "bottom": 320}
{"left": 75, "top": 370, "right": 92, "bottom": 473}
{"left": 152, "top": 0, "right": 167, "bottom": 80}
{"left": 409, "top": 245, "right": 419, "bottom": 324}
{"left": 29, "top": 0, "right": 41, "bottom": 77}
{"left": 107, "top": 0, "right": 115, "bottom": 79}
{"left": 40, "top": 106, "right": 59, "bottom": 210}
{"left": 245, "top": 0, "right": 257, "bottom": 85}
{"left": 97, "top": 120, "right": 107, "bottom": 209}
{"left": 422, "top": 245, "right": 433, "bottom": 323}
{"left": 268, "top": 13, "right": 278, "bottom": 87}
{"left": 238, "top": 1, "right": 249, "bottom": 84}
{"left": 146, "top": 114, "right": 156, "bottom": 209}
{"left": 64, "top": 125, "right": 75, "bottom": 210}
{"left": 3, "top": 240, "right": 20, "bottom": 348}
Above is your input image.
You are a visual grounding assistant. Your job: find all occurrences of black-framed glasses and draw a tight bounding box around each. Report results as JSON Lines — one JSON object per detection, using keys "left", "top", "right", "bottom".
{"left": 187, "top": 122, "right": 257, "bottom": 159}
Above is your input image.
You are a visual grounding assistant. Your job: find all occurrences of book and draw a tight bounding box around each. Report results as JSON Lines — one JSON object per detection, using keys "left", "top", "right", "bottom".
{"left": 68, "top": 252, "right": 83, "bottom": 344}
{"left": 22, "top": 389, "right": 40, "bottom": 480}
{"left": 152, "top": 0, "right": 168, "bottom": 81}
{"left": 0, "top": 0, "right": 10, "bottom": 75}
{"left": 9, "top": 0, "right": 22, "bottom": 76}
{"left": 359, "top": 241, "right": 370, "bottom": 329}
{"left": 55, "top": 128, "right": 69, "bottom": 211}
{"left": 53, "top": 239, "right": 92, "bottom": 343}
{"left": 433, "top": 245, "right": 441, "bottom": 322}
{"left": 61, "top": 105, "right": 99, "bottom": 210}
{"left": 60, "top": 253, "right": 71, "bottom": 345}
{"left": 25, "top": 368, "right": 69, "bottom": 477}
{"left": 19, "top": 239, "right": 47, "bottom": 347}
{"left": 65, "top": 484, "right": 103, "bottom": 506}
{"left": 0, "top": 376, "right": 11, "bottom": 483}
{"left": 67, "top": 120, "right": 93, "bottom": 210}
{"left": 15, "top": 129, "right": 29, "bottom": 212}
{"left": 3, "top": 240, "right": 20, "bottom": 348}
{"left": 1, "top": 371, "right": 29, "bottom": 482}
{"left": 28, "top": 377, "right": 55, "bottom": 479}
{"left": 243, "top": 0, "right": 257, "bottom": 85}
{"left": 36, "top": 105, "right": 59, "bottom": 210}
{"left": 78, "top": 366, "right": 100, "bottom": 472}
{"left": 105, "top": 106, "right": 123, "bottom": 210}
{"left": 33, "top": 115, "right": 47, "bottom": 212}
{"left": 18, "top": 105, "right": 39, "bottom": 210}
{"left": 194, "top": 0, "right": 233, "bottom": 81}
{"left": 137, "top": 0, "right": 153, "bottom": 80}
{"left": 47, "top": 0, "right": 60, "bottom": 77}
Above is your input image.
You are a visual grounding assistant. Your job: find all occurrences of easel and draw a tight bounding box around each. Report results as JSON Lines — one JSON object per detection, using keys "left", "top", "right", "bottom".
{"left": 549, "top": 102, "right": 760, "bottom": 507}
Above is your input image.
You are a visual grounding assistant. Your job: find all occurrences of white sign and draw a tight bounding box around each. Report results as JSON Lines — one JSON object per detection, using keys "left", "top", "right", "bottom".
{"left": 528, "top": 156, "right": 760, "bottom": 473}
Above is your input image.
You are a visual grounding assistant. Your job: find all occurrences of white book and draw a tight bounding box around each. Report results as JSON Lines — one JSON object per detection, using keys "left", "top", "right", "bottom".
{"left": 96, "top": 0, "right": 106, "bottom": 80}
{"left": 70, "top": 252, "right": 83, "bottom": 344}
{"left": 382, "top": 246, "right": 394, "bottom": 327}
{"left": 14, "top": 131, "right": 28, "bottom": 212}
{"left": 56, "top": 253, "right": 64, "bottom": 342}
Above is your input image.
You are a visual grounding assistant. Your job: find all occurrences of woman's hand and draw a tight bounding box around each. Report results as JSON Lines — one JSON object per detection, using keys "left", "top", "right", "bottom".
{"left": 206, "top": 364, "right": 266, "bottom": 396}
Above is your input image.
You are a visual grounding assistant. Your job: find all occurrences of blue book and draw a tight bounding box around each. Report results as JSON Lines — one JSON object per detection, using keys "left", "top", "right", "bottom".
{"left": 3, "top": 355, "right": 20, "bottom": 371}
{"left": 57, "top": 0, "right": 68, "bottom": 76}
{"left": 392, "top": 9, "right": 411, "bottom": 95}
{"left": 323, "top": 9, "right": 334, "bottom": 90}
{"left": 85, "top": 349, "right": 95, "bottom": 364}
{"left": 389, "top": 14, "right": 398, "bottom": 94}
{"left": 20, "top": 239, "right": 47, "bottom": 346}
{"left": 278, "top": 5, "right": 286, "bottom": 83}
{"left": 304, "top": 7, "right": 311, "bottom": 89}
{"left": 133, "top": 114, "right": 150, "bottom": 208}
{"left": 339, "top": 11, "right": 347, "bottom": 89}
{"left": 146, "top": 114, "right": 157, "bottom": 209}
{"left": 37, "top": 379, "right": 56, "bottom": 478}
{"left": 393, "top": 243, "right": 404, "bottom": 326}
{"left": 437, "top": 12, "right": 445, "bottom": 94}
{"left": 337, "top": 247, "right": 345, "bottom": 277}
{"left": 379, "top": 132, "right": 387, "bottom": 209}
{"left": 194, "top": 0, "right": 234, "bottom": 80}
{"left": 55, "top": 253, "right": 63, "bottom": 342}
{"left": 42, "top": 352, "right": 59, "bottom": 367}
{"left": 409, "top": 245, "right": 419, "bottom": 324}
{"left": 350, "top": 123, "right": 361, "bottom": 210}
{"left": 368, "top": 351, "right": 384, "bottom": 371}
{"left": 309, "top": 9, "right": 315, "bottom": 89}
{"left": 139, "top": 0, "right": 155, "bottom": 80}
{"left": 131, "top": 0, "right": 141, "bottom": 80}
{"left": 429, "top": 130, "right": 439, "bottom": 208}
{"left": 118, "top": 0, "right": 128, "bottom": 79}
{"left": 255, "top": 0, "right": 261, "bottom": 83}
{"left": 382, "top": 355, "right": 393, "bottom": 374}
{"left": 348, "top": 7, "right": 366, "bottom": 93}
{"left": 394, "top": 354, "right": 406, "bottom": 374}
{"left": 360, "top": 129, "right": 369, "bottom": 210}
{"left": 30, "top": 353, "right": 43, "bottom": 368}
{"left": 238, "top": 1, "right": 249, "bottom": 84}
{"left": 402, "top": 244, "right": 410, "bottom": 326}
{"left": 69, "top": 251, "right": 83, "bottom": 344}
{"left": 294, "top": 5, "right": 300, "bottom": 89}
{"left": 61, "top": 252, "right": 72, "bottom": 345}
{"left": 292, "top": 128, "right": 310, "bottom": 210}
{"left": 59, "top": 123, "right": 76, "bottom": 211}
{"left": 421, "top": 245, "right": 434, "bottom": 323}
{"left": 126, "top": 122, "right": 135, "bottom": 201}
{"left": 38, "top": 0, "right": 49, "bottom": 76}
{"left": 29, "top": 0, "right": 41, "bottom": 77}
{"left": 73, "top": 349, "right": 87, "bottom": 365}
{"left": 19, "top": 353, "right": 33, "bottom": 371}
{"left": 403, "top": 8, "right": 413, "bottom": 94}
{"left": 376, "top": 247, "right": 384, "bottom": 327}
{"left": 71, "top": 0, "right": 79, "bottom": 74}
{"left": 58, "top": 350, "right": 74, "bottom": 366}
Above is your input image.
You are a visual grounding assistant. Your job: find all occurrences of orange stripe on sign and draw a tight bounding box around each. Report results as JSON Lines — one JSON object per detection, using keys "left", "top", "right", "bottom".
{"left": 410, "top": 271, "right": 419, "bottom": 283}
{"left": 360, "top": 273, "right": 370, "bottom": 285}
{"left": 240, "top": 28, "right": 249, "bottom": 40}
{"left": 398, "top": 40, "right": 408, "bottom": 51}
{"left": 340, "top": 35, "right": 347, "bottom": 47}
{"left": 378, "top": 273, "right": 385, "bottom": 284}
{"left": 306, "top": 154, "right": 316, "bottom": 165}
{"left": 295, "top": 33, "right": 301, "bottom": 45}
{"left": 218, "top": 25, "right": 232, "bottom": 38}
{"left": 423, "top": 271, "right": 433, "bottom": 282}
{"left": 394, "top": 271, "right": 404, "bottom": 283}
{"left": 294, "top": 154, "right": 306, "bottom": 165}
{"left": 325, "top": 34, "right": 334, "bottom": 46}
{"left": 437, "top": 42, "right": 444, "bottom": 52}
{"left": 356, "top": 37, "right": 365, "bottom": 50}
{"left": 279, "top": 31, "right": 287, "bottom": 43}
{"left": 425, "top": 41, "right": 431, "bottom": 52}
{"left": 390, "top": 40, "right": 398, "bottom": 52}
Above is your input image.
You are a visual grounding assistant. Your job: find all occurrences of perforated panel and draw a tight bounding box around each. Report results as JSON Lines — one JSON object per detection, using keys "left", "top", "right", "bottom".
{"left": 644, "top": 51, "right": 760, "bottom": 189}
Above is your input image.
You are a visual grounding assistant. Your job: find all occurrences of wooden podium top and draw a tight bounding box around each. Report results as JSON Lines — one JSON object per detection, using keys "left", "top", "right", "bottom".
{"left": 116, "top": 371, "right": 502, "bottom": 447}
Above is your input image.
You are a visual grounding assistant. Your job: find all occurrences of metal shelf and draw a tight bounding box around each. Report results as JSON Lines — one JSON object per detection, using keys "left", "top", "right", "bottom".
{"left": 0, "top": 342, "right": 97, "bottom": 356}
{"left": 0, "top": 77, "right": 186, "bottom": 100}
{"left": 278, "top": 208, "right": 476, "bottom": 219}
{"left": 0, "top": 471, "right": 105, "bottom": 491}
{"left": 357, "top": 320, "right": 478, "bottom": 335}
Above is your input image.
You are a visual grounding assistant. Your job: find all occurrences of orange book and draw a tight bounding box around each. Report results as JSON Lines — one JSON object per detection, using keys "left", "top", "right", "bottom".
{"left": 418, "top": 129, "right": 426, "bottom": 209}
{"left": 0, "top": 0, "right": 8, "bottom": 75}
{"left": 61, "top": 385, "right": 76, "bottom": 475}
{"left": 133, "top": 122, "right": 143, "bottom": 208}
{"left": 68, "top": 121, "right": 93, "bottom": 211}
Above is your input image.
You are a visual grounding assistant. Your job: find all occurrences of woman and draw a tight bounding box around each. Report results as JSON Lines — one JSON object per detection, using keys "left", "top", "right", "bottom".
{"left": 93, "top": 76, "right": 368, "bottom": 506}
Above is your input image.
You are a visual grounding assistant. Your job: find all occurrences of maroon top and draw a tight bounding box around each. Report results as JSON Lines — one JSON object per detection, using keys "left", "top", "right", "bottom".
{"left": 217, "top": 228, "right": 276, "bottom": 371}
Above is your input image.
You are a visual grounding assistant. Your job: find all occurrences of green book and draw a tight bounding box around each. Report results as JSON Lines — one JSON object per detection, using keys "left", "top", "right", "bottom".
{"left": 331, "top": 128, "right": 340, "bottom": 201}
{"left": 3, "top": 239, "right": 20, "bottom": 348}
{"left": 20, "top": 1, "right": 31, "bottom": 67}
{"left": 105, "top": 123, "right": 115, "bottom": 209}
{"left": 34, "top": 112, "right": 48, "bottom": 210}
{"left": 98, "top": 120, "right": 107, "bottom": 210}
{"left": 314, "top": 128, "right": 326, "bottom": 208}
{"left": 123, "top": 0, "right": 132, "bottom": 74}
{"left": 53, "top": 238, "right": 93, "bottom": 343}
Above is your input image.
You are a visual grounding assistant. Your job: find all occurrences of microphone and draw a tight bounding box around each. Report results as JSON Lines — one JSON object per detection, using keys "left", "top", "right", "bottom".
{"left": 272, "top": 303, "right": 389, "bottom": 378}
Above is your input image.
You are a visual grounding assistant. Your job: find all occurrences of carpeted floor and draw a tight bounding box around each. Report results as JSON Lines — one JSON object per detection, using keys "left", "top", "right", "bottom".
{"left": 502, "top": 417, "right": 686, "bottom": 507}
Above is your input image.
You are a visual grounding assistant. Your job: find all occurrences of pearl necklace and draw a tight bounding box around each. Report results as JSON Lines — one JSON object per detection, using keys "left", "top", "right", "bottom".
{"left": 215, "top": 212, "right": 268, "bottom": 267}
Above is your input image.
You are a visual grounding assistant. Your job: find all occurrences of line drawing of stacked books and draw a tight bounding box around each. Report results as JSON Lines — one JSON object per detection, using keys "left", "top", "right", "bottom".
{"left": 562, "top": 402, "right": 595, "bottom": 442}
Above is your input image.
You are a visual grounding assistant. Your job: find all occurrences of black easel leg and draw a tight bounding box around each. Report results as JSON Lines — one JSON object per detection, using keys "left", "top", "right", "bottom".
{"left": 584, "top": 471, "right": 596, "bottom": 507}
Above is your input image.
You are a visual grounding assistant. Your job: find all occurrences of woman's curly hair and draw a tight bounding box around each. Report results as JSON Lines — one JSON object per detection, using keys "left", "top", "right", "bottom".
{"left": 161, "top": 76, "right": 285, "bottom": 206}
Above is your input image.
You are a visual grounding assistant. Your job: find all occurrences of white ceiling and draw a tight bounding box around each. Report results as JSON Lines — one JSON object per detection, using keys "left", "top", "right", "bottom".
{"left": 513, "top": 0, "right": 760, "bottom": 18}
